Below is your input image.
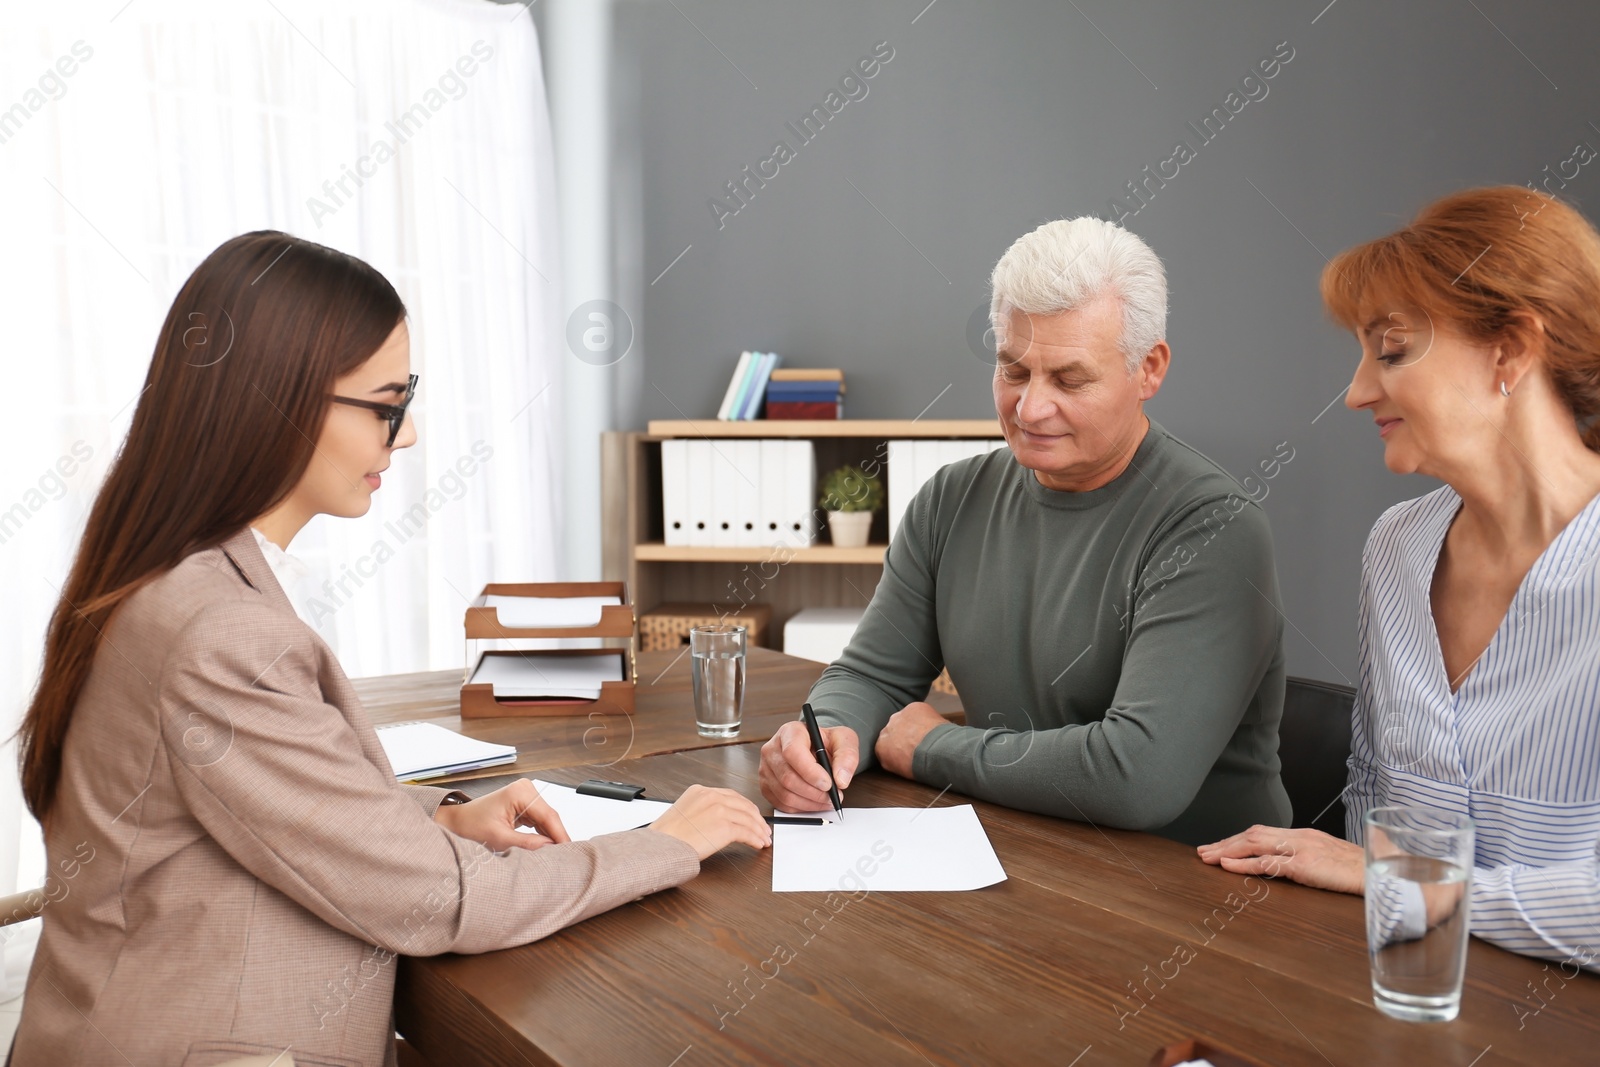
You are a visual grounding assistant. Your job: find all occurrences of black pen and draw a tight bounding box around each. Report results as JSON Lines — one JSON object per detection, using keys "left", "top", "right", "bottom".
{"left": 765, "top": 815, "right": 825, "bottom": 826}
{"left": 800, "top": 701, "right": 845, "bottom": 822}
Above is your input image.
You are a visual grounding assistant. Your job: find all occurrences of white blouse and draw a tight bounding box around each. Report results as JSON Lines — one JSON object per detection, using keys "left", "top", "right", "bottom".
{"left": 1347, "top": 485, "right": 1600, "bottom": 971}
{"left": 249, "top": 526, "right": 316, "bottom": 629}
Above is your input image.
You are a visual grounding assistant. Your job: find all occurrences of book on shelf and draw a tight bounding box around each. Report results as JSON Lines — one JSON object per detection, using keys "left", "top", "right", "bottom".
{"left": 742, "top": 352, "right": 780, "bottom": 419}
{"left": 766, "top": 400, "right": 843, "bottom": 420}
{"left": 726, "top": 352, "right": 759, "bottom": 421}
{"left": 717, "top": 351, "right": 785, "bottom": 421}
{"left": 760, "top": 367, "right": 843, "bottom": 418}
{"left": 766, "top": 381, "right": 844, "bottom": 402}
{"left": 770, "top": 368, "right": 844, "bottom": 382}
{"left": 718, "top": 358, "right": 862, "bottom": 420}
{"left": 716, "top": 351, "right": 753, "bottom": 420}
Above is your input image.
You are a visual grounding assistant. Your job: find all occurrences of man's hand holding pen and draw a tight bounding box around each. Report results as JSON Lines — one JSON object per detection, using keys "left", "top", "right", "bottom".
{"left": 758, "top": 716, "right": 859, "bottom": 814}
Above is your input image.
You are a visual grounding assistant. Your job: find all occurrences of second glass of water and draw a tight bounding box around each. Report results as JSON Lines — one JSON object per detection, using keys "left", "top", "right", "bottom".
{"left": 689, "top": 624, "right": 746, "bottom": 738}
{"left": 1364, "top": 805, "right": 1474, "bottom": 1022}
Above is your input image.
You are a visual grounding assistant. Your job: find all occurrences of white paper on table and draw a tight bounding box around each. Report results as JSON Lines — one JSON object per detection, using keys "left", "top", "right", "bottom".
{"left": 483, "top": 595, "right": 621, "bottom": 629}
{"left": 468, "top": 652, "right": 623, "bottom": 698}
{"left": 770, "top": 804, "right": 1006, "bottom": 892}
{"left": 375, "top": 722, "right": 516, "bottom": 780}
{"left": 513, "top": 780, "right": 672, "bottom": 841}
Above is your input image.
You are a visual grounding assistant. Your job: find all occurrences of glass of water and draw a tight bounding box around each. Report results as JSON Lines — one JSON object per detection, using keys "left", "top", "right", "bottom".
{"left": 1364, "top": 805, "right": 1474, "bottom": 1022}
{"left": 689, "top": 624, "right": 746, "bottom": 738}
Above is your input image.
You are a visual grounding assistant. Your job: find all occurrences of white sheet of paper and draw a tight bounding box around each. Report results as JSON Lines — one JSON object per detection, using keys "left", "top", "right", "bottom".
{"left": 468, "top": 652, "right": 623, "bottom": 698}
{"left": 514, "top": 779, "right": 671, "bottom": 841}
{"left": 771, "top": 804, "right": 1007, "bottom": 892}
{"left": 484, "top": 594, "right": 621, "bottom": 629}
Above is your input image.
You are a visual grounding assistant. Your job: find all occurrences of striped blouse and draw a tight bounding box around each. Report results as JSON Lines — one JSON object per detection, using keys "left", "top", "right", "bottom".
{"left": 1346, "top": 485, "right": 1600, "bottom": 969}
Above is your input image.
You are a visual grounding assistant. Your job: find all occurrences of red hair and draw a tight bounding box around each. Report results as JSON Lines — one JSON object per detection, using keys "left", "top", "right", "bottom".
{"left": 1321, "top": 185, "right": 1600, "bottom": 448}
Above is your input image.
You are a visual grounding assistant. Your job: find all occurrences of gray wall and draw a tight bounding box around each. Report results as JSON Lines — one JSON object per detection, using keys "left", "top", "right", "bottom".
{"left": 599, "top": 0, "right": 1600, "bottom": 680}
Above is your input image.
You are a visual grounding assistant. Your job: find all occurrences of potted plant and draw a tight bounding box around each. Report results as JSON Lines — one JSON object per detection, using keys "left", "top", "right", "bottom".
{"left": 819, "top": 465, "right": 883, "bottom": 548}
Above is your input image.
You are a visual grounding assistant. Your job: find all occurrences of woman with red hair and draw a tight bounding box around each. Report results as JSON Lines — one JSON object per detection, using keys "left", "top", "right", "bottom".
{"left": 1199, "top": 186, "right": 1600, "bottom": 971}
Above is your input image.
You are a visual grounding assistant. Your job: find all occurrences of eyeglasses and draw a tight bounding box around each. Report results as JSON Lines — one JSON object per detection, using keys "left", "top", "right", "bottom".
{"left": 330, "top": 373, "right": 417, "bottom": 447}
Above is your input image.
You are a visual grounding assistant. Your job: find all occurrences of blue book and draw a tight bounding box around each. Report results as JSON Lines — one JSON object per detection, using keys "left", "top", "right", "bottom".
{"left": 726, "top": 351, "right": 759, "bottom": 422}
{"left": 717, "top": 351, "right": 752, "bottom": 420}
{"left": 742, "top": 352, "right": 782, "bottom": 419}
{"left": 764, "top": 388, "right": 842, "bottom": 403}
{"left": 766, "top": 381, "right": 843, "bottom": 398}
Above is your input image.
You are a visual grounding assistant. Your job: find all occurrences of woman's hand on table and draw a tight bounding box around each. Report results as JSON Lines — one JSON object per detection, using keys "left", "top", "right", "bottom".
{"left": 1196, "top": 825, "right": 1364, "bottom": 894}
{"left": 649, "top": 784, "right": 772, "bottom": 860}
{"left": 433, "top": 779, "right": 571, "bottom": 851}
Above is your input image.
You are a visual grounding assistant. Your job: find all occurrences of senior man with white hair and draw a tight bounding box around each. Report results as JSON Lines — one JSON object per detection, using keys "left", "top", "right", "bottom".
{"left": 759, "top": 217, "right": 1291, "bottom": 844}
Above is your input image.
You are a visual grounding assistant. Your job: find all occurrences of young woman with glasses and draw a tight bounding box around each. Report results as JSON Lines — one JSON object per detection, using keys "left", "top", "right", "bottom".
{"left": 11, "top": 231, "right": 769, "bottom": 1066}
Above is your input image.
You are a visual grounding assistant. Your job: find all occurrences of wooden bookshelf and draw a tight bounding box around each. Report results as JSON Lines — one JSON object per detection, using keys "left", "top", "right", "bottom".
{"left": 633, "top": 543, "right": 887, "bottom": 564}
{"left": 601, "top": 420, "right": 1004, "bottom": 649}
{"left": 645, "top": 419, "right": 1001, "bottom": 439}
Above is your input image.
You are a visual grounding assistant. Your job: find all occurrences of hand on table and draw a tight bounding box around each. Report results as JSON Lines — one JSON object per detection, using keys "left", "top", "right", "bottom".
{"left": 873, "top": 701, "right": 947, "bottom": 779}
{"left": 1196, "top": 825, "right": 1364, "bottom": 894}
{"left": 433, "top": 779, "right": 571, "bottom": 852}
{"left": 648, "top": 785, "right": 771, "bottom": 860}
{"left": 758, "top": 720, "right": 859, "bottom": 812}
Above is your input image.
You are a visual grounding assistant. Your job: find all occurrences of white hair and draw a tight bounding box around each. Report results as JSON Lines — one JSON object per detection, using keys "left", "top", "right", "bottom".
{"left": 988, "top": 216, "right": 1168, "bottom": 373}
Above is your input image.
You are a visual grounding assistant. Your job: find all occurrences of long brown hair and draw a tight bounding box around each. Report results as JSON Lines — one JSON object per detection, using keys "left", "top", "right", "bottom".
{"left": 19, "top": 231, "right": 406, "bottom": 819}
{"left": 1321, "top": 185, "right": 1600, "bottom": 448}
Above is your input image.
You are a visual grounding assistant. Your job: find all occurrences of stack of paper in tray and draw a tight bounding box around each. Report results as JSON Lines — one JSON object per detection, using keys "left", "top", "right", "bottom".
{"left": 765, "top": 367, "right": 843, "bottom": 420}
{"left": 482, "top": 594, "right": 620, "bottom": 628}
{"left": 467, "top": 652, "right": 623, "bottom": 700}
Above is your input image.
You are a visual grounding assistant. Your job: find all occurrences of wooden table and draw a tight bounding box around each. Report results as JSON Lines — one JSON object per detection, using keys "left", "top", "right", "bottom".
{"left": 394, "top": 743, "right": 1600, "bottom": 1066}
{"left": 351, "top": 647, "right": 964, "bottom": 782}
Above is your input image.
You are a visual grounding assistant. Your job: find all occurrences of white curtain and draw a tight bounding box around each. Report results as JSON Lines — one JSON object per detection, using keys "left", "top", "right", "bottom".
{"left": 0, "top": 0, "right": 564, "bottom": 988}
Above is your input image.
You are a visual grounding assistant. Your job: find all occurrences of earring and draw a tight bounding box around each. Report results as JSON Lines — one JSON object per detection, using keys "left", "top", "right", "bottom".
{"left": 1500, "top": 381, "right": 1511, "bottom": 398}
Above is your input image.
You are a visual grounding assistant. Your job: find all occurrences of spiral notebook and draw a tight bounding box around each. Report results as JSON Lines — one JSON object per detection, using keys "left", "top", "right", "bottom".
{"left": 376, "top": 721, "right": 517, "bottom": 781}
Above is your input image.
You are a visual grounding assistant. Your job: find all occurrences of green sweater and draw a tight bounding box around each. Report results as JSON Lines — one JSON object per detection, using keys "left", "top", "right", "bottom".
{"left": 809, "top": 420, "right": 1292, "bottom": 845}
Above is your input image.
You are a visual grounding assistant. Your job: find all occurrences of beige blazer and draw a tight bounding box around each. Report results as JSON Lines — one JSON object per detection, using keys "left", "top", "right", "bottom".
{"left": 11, "top": 529, "right": 699, "bottom": 1067}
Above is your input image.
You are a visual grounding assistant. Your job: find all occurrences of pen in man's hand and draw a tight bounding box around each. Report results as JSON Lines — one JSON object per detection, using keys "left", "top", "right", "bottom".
{"left": 799, "top": 702, "right": 845, "bottom": 822}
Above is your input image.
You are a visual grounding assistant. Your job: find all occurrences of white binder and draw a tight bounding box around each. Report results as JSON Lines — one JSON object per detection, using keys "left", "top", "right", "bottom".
{"left": 731, "top": 439, "right": 762, "bottom": 546}
{"left": 661, "top": 440, "right": 690, "bottom": 546}
{"left": 685, "top": 439, "right": 714, "bottom": 546}
{"left": 758, "top": 438, "right": 789, "bottom": 547}
{"left": 710, "top": 441, "right": 739, "bottom": 547}
{"left": 887, "top": 439, "right": 913, "bottom": 543}
{"left": 887, "top": 439, "right": 1006, "bottom": 542}
{"left": 909, "top": 440, "right": 934, "bottom": 508}
{"left": 782, "top": 440, "right": 817, "bottom": 546}
{"left": 936, "top": 439, "right": 968, "bottom": 480}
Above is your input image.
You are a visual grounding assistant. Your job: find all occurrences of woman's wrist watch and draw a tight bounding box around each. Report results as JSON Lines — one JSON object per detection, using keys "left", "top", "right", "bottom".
{"left": 438, "top": 790, "right": 473, "bottom": 806}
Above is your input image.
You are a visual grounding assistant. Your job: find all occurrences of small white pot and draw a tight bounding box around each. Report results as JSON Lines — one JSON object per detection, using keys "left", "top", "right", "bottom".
{"left": 827, "top": 510, "right": 873, "bottom": 548}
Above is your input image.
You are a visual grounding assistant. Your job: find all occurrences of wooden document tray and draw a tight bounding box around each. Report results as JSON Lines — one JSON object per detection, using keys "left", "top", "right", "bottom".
{"left": 461, "top": 649, "right": 635, "bottom": 719}
{"left": 464, "top": 581, "right": 635, "bottom": 639}
{"left": 461, "top": 581, "right": 637, "bottom": 719}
